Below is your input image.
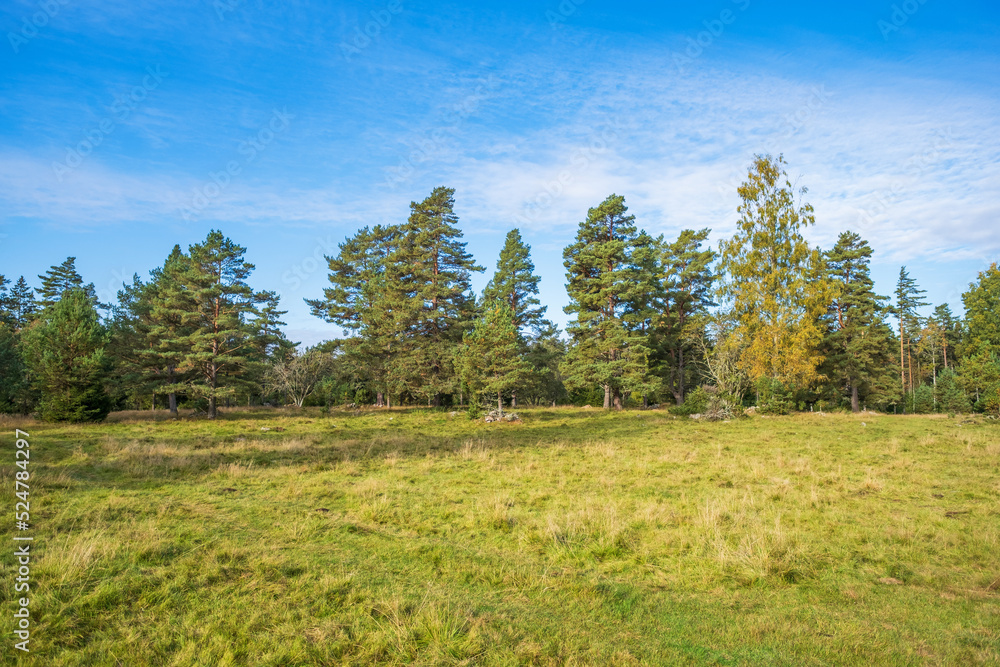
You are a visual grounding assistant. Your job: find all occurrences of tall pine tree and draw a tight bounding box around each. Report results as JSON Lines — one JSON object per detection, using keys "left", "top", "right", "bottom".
{"left": 822, "top": 231, "right": 896, "bottom": 412}
{"left": 893, "top": 266, "right": 929, "bottom": 398}
{"left": 172, "top": 231, "right": 265, "bottom": 419}
{"left": 561, "top": 194, "right": 652, "bottom": 409}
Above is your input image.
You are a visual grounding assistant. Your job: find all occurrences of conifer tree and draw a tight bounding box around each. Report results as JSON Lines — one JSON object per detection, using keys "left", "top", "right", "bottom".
{"left": 651, "top": 228, "right": 717, "bottom": 405}
{"left": 9, "top": 277, "right": 36, "bottom": 329}
{"left": 20, "top": 288, "right": 112, "bottom": 422}
{"left": 482, "top": 228, "right": 554, "bottom": 407}
{"left": 393, "top": 186, "right": 483, "bottom": 406}
{"left": 307, "top": 224, "right": 403, "bottom": 407}
{"left": 0, "top": 274, "right": 10, "bottom": 325}
{"left": 931, "top": 303, "right": 962, "bottom": 369}
{"left": 718, "top": 154, "right": 830, "bottom": 395}
{"left": 561, "top": 194, "right": 653, "bottom": 409}
{"left": 145, "top": 245, "right": 195, "bottom": 414}
{"left": 822, "top": 231, "right": 896, "bottom": 412}
{"left": 172, "top": 231, "right": 265, "bottom": 419}
{"left": 893, "top": 266, "right": 929, "bottom": 397}
{"left": 457, "top": 302, "right": 534, "bottom": 414}
{"left": 36, "top": 257, "right": 98, "bottom": 309}
{"left": 482, "top": 229, "right": 548, "bottom": 333}
{"left": 0, "top": 323, "right": 32, "bottom": 413}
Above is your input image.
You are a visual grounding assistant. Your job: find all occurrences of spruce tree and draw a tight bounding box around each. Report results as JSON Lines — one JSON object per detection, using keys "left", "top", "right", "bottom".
{"left": 9, "top": 277, "right": 37, "bottom": 329}
{"left": 561, "top": 194, "right": 652, "bottom": 409}
{"left": 21, "top": 288, "right": 112, "bottom": 422}
{"left": 482, "top": 229, "right": 548, "bottom": 333}
{"left": 482, "top": 228, "right": 553, "bottom": 406}
{"left": 931, "top": 303, "right": 962, "bottom": 369}
{"left": 457, "top": 302, "right": 534, "bottom": 414}
{"left": 822, "top": 231, "right": 896, "bottom": 412}
{"left": 0, "top": 274, "right": 10, "bottom": 325}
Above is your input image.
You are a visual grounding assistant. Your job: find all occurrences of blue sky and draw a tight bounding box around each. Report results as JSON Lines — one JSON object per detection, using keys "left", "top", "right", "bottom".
{"left": 1, "top": 0, "right": 998, "bottom": 345}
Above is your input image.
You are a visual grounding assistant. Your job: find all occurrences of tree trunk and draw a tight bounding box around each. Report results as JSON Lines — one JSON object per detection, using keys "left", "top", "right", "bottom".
{"left": 677, "top": 346, "right": 685, "bottom": 404}
{"left": 851, "top": 383, "right": 860, "bottom": 413}
{"left": 603, "top": 385, "right": 611, "bottom": 409}
{"left": 613, "top": 391, "right": 623, "bottom": 411}
{"left": 376, "top": 392, "right": 384, "bottom": 408}
{"left": 511, "top": 391, "right": 517, "bottom": 408}
{"left": 498, "top": 392, "right": 503, "bottom": 414}
{"left": 152, "top": 394, "right": 156, "bottom": 411}
{"left": 169, "top": 392, "right": 177, "bottom": 415}
{"left": 208, "top": 363, "right": 218, "bottom": 419}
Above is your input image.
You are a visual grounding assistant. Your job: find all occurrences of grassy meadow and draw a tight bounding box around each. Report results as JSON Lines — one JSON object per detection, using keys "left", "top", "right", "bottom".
{"left": 1, "top": 407, "right": 998, "bottom": 666}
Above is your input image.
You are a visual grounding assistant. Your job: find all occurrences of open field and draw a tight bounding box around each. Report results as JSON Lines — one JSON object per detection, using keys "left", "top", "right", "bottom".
{"left": 1, "top": 408, "right": 998, "bottom": 666}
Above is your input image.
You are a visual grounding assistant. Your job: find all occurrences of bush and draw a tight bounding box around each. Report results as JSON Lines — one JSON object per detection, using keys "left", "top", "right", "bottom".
{"left": 756, "top": 378, "right": 793, "bottom": 416}
{"left": 912, "top": 385, "right": 934, "bottom": 414}
{"left": 936, "top": 368, "right": 970, "bottom": 414}
{"left": 671, "top": 386, "right": 710, "bottom": 416}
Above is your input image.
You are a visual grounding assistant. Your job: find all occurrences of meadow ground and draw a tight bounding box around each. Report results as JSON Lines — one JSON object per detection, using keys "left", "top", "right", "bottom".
{"left": 0, "top": 407, "right": 997, "bottom": 666}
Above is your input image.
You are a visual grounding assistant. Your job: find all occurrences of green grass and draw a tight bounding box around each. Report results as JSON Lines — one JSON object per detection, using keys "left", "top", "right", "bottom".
{"left": 1, "top": 407, "right": 998, "bottom": 666}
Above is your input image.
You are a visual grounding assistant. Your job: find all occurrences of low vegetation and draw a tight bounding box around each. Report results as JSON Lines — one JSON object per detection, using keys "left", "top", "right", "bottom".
{"left": 1, "top": 408, "right": 997, "bottom": 665}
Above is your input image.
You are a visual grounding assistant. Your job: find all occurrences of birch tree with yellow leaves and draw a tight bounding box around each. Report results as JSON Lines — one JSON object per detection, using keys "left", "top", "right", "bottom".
{"left": 717, "top": 154, "right": 830, "bottom": 399}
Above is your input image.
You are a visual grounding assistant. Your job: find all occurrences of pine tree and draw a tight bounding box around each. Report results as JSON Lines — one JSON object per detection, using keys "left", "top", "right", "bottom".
{"left": 718, "top": 154, "right": 830, "bottom": 395}
{"left": 482, "top": 229, "right": 548, "bottom": 333}
{"left": 20, "top": 288, "right": 112, "bottom": 422}
{"left": 652, "top": 228, "right": 717, "bottom": 405}
{"left": 172, "top": 231, "right": 265, "bottom": 419}
{"left": 932, "top": 303, "right": 962, "bottom": 369}
{"left": 392, "top": 186, "right": 484, "bottom": 406}
{"left": 145, "top": 245, "right": 195, "bottom": 414}
{"left": 36, "top": 257, "right": 98, "bottom": 309}
{"left": 307, "top": 224, "right": 404, "bottom": 407}
{"left": 457, "top": 302, "right": 534, "bottom": 414}
{"left": 561, "top": 194, "right": 653, "bottom": 409}
{"left": 9, "top": 277, "right": 37, "bottom": 329}
{"left": 893, "top": 267, "right": 929, "bottom": 400}
{"left": 106, "top": 274, "right": 156, "bottom": 408}
{"left": 482, "top": 228, "right": 553, "bottom": 407}
{"left": 822, "top": 231, "right": 896, "bottom": 412}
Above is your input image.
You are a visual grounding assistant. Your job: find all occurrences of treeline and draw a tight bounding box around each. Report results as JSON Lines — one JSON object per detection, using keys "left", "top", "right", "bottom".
{"left": 1, "top": 154, "right": 998, "bottom": 421}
